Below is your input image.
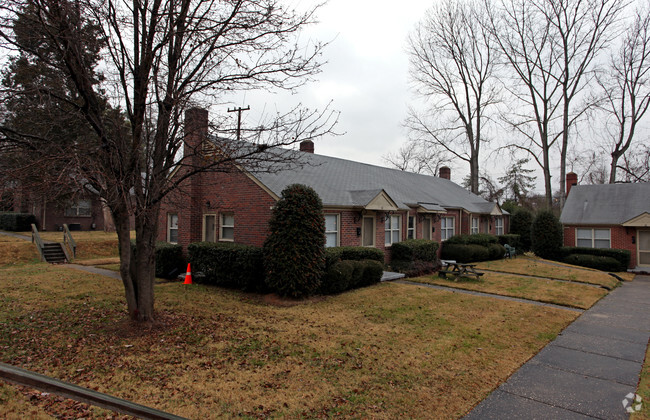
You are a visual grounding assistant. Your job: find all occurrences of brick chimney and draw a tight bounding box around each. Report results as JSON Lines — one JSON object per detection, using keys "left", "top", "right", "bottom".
{"left": 566, "top": 172, "right": 578, "bottom": 196}
{"left": 184, "top": 107, "right": 209, "bottom": 158}
{"left": 299, "top": 140, "right": 314, "bottom": 153}
{"left": 439, "top": 166, "right": 451, "bottom": 180}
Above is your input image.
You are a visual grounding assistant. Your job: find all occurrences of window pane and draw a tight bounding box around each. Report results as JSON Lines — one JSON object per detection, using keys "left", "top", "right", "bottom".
{"left": 392, "top": 231, "right": 400, "bottom": 244}
{"left": 222, "top": 214, "right": 234, "bottom": 226}
{"left": 170, "top": 215, "right": 178, "bottom": 228}
{"left": 577, "top": 239, "right": 592, "bottom": 247}
{"left": 222, "top": 227, "right": 234, "bottom": 240}
{"left": 640, "top": 231, "right": 650, "bottom": 249}
{"left": 385, "top": 231, "right": 391, "bottom": 244}
{"left": 169, "top": 229, "right": 178, "bottom": 243}
{"left": 576, "top": 229, "right": 592, "bottom": 240}
{"left": 594, "top": 229, "right": 609, "bottom": 240}
{"left": 325, "top": 215, "right": 337, "bottom": 231}
{"left": 408, "top": 216, "right": 414, "bottom": 229}
{"left": 594, "top": 239, "right": 610, "bottom": 249}
{"left": 326, "top": 232, "right": 337, "bottom": 248}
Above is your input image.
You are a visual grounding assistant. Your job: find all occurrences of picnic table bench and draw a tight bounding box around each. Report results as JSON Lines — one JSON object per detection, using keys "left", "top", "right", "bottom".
{"left": 438, "top": 261, "right": 484, "bottom": 281}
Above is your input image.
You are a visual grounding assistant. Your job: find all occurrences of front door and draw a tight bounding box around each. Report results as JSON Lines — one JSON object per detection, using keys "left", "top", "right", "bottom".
{"left": 362, "top": 216, "right": 375, "bottom": 247}
{"left": 203, "top": 214, "right": 216, "bottom": 242}
{"left": 422, "top": 217, "right": 431, "bottom": 240}
{"left": 639, "top": 230, "right": 650, "bottom": 267}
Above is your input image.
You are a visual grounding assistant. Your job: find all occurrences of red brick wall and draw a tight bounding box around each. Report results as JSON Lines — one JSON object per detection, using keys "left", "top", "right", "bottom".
{"left": 33, "top": 196, "right": 106, "bottom": 232}
{"left": 563, "top": 225, "right": 637, "bottom": 268}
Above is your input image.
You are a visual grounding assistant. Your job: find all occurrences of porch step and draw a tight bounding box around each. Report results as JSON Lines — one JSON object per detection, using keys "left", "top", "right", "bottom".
{"left": 42, "top": 243, "right": 67, "bottom": 264}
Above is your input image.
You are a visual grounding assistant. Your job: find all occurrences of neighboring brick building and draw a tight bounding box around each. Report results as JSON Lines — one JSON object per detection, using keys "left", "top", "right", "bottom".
{"left": 560, "top": 175, "right": 650, "bottom": 270}
{"left": 159, "top": 108, "right": 509, "bottom": 261}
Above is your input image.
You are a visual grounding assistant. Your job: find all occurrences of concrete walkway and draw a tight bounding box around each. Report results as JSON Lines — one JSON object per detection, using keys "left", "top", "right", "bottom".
{"left": 465, "top": 275, "right": 650, "bottom": 420}
{"left": 66, "top": 264, "right": 122, "bottom": 281}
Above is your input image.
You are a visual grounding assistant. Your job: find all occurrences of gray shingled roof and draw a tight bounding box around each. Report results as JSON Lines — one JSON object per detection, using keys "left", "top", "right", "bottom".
{"left": 560, "top": 183, "right": 650, "bottom": 225}
{"left": 253, "top": 150, "right": 500, "bottom": 214}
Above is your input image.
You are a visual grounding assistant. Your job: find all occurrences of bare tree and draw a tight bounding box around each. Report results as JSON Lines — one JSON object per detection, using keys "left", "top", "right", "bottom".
{"left": 0, "top": 0, "right": 338, "bottom": 322}
{"left": 404, "top": 0, "right": 500, "bottom": 194}
{"left": 619, "top": 142, "right": 650, "bottom": 181}
{"left": 488, "top": 0, "right": 624, "bottom": 208}
{"left": 595, "top": 4, "right": 650, "bottom": 183}
{"left": 382, "top": 140, "right": 449, "bottom": 176}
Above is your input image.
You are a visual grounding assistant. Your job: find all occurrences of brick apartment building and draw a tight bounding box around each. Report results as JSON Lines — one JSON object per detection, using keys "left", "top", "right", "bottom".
{"left": 560, "top": 174, "right": 650, "bottom": 270}
{"left": 158, "top": 108, "right": 509, "bottom": 261}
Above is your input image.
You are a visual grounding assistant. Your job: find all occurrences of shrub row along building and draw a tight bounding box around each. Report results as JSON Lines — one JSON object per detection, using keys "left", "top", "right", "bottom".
{"left": 158, "top": 108, "right": 509, "bottom": 262}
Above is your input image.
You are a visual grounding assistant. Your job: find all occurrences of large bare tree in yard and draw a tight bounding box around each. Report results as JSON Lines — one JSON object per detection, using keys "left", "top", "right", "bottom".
{"left": 404, "top": 0, "right": 499, "bottom": 194}
{"left": 488, "top": 0, "right": 624, "bottom": 208}
{"left": 595, "top": 4, "right": 650, "bottom": 183}
{"left": 0, "top": 0, "right": 337, "bottom": 322}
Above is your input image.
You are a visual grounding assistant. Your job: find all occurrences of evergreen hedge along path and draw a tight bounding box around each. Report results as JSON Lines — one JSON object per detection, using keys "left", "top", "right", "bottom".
{"left": 0, "top": 259, "right": 578, "bottom": 419}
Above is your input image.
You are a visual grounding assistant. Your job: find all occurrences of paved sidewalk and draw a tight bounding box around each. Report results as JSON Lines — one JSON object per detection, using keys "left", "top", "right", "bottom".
{"left": 66, "top": 264, "right": 122, "bottom": 280}
{"left": 465, "top": 275, "right": 650, "bottom": 420}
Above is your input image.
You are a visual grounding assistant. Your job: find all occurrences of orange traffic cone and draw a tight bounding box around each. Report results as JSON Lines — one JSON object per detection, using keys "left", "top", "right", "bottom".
{"left": 183, "top": 263, "right": 192, "bottom": 285}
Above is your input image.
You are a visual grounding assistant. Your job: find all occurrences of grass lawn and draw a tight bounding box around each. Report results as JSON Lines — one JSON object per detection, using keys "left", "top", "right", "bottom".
{"left": 475, "top": 255, "right": 620, "bottom": 289}
{"left": 408, "top": 271, "right": 608, "bottom": 310}
{"left": 0, "top": 263, "right": 579, "bottom": 419}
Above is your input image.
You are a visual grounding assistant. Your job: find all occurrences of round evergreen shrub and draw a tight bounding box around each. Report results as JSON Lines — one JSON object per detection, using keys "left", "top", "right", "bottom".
{"left": 531, "top": 210, "right": 563, "bottom": 260}
{"left": 487, "top": 243, "right": 506, "bottom": 260}
{"left": 263, "top": 184, "right": 325, "bottom": 298}
{"left": 319, "top": 260, "right": 355, "bottom": 295}
{"left": 510, "top": 209, "right": 533, "bottom": 251}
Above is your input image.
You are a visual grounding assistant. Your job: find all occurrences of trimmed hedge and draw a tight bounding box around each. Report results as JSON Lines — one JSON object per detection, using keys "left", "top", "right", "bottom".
{"left": 497, "top": 234, "right": 521, "bottom": 252}
{"left": 509, "top": 209, "right": 533, "bottom": 251}
{"left": 155, "top": 242, "right": 185, "bottom": 279}
{"left": 0, "top": 212, "right": 36, "bottom": 231}
{"left": 441, "top": 242, "right": 506, "bottom": 263}
{"left": 318, "top": 259, "right": 383, "bottom": 295}
{"left": 325, "top": 246, "right": 384, "bottom": 269}
{"left": 130, "top": 241, "right": 186, "bottom": 279}
{"left": 390, "top": 239, "right": 439, "bottom": 262}
{"left": 563, "top": 254, "right": 624, "bottom": 272}
{"left": 444, "top": 233, "right": 498, "bottom": 246}
{"left": 559, "top": 246, "right": 630, "bottom": 271}
{"left": 188, "top": 242, "right": 264, "bottom": 291}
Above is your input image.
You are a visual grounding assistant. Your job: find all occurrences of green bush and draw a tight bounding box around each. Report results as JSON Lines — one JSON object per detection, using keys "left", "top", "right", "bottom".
{"left": 509, "top": 209, "right": 533, "bottom": 251}
{"left": 390, "top": 239, "right": 439, "bottom": 262}
{"left": 488, "top": 243, "right": 506, "bottom": 260}
{"left": 188, "top": 242, "right": 264, "bottom": 290}
{"left": 390, "top": 260, "right": 438, "bottom": 277}
{"left": 319, "top": 260, "right": 356, "bottom": 294}
{"left": 531, "top": 210, "right": 563, "bottom": 260}
{"left": 559, "top": 247, "right": 630, "bottom": 271}
{"left": 155, "top": 242, "right": 185, "bottom": 279}
{"left": 318, "top": 259, "right": 384, "bottom": 295}
{"left": 130, "top": 241, "right": 186, "bottom": 280}
{"left": 441, "top": 243, "right": 492, "bottom": 263}
{"left": 263, "top": 184, "right": 325, "bottom": 298}
{"left": 324, "top": 246, "right": 384, "bottom": 267}
{"left": 497, "top": 234, "right": 521, "bottom": 252}
{"left": 445, "top": 233, "right": 498, "bottom": 246}
{"left": 563, "top": 254, "right": 624, "bottom": 272}
{"left": 0, "top": 212, "right": 36, "bottom": 231}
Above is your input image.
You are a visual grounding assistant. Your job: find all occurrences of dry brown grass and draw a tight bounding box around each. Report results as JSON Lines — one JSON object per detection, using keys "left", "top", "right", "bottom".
{"left": 409, "top": 272, "right": 607, "bottom": 309}
{"left": 0, "top": 264, "right": 578, "bottom": 419}
{"left": 0, "top": 382, "right": 53, "bottom": 420}
{"left": 0, "top": 242, "right": 41, "bottom": 266}
{"left": 475, "top": 256, "right": 620, "bottom": 289}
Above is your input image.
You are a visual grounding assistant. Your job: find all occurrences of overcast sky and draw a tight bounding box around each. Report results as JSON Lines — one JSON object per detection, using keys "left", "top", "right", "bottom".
{"left": 225, "top": 0, "right": 451, "bottom": 175}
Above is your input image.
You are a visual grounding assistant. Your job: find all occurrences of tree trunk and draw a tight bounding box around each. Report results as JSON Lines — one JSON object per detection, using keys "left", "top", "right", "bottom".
{"left": 113, "top": 203, "right": 138, "bottom": 319}
{"left": 133, "top": 203, "right": 161, "bottom": 322}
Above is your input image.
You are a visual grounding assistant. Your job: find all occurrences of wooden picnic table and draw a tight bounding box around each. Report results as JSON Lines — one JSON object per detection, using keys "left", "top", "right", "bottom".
{"left": 438, "top": 262, "right": 484, "bottom": 281}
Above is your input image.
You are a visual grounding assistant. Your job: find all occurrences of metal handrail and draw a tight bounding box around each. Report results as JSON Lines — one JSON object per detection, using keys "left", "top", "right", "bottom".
{"left": 62, "top": 224, "right": 77, "bottom": 261}
{"left": 31, "top": 224, "right": 46, "bottom": 262}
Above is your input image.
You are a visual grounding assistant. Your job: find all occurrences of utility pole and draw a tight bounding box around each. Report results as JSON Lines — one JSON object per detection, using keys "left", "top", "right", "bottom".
{"left": 227, "top": 106, "right": 250, "bottom": 141}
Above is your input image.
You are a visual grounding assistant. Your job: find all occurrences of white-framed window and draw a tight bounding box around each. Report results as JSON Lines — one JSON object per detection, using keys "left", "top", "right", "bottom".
{"left": 65, "top": 199, "right": 92, "bottom": 217}
{"left": 441, "top": 217, "right": 455, "bottom": 241}
{"left": 495, "top": 217, "right": 504, "bottom": 235}
{"left": 203, "top": 214, "right": 217, "bottom": 242}
{"left": 385, "top": 214, "right": 401, "bottom": 246}
{"left": 407, "top": 215, "right": 416, "bottom": 240}
{"left": 167, "top": 214, "right": 178, "bottom": 244}
{"left": 471, "top": 217, "right": 479, "bottom": 234}
{"left": 324, "top": 214, "right": 339, "bottom": 248}
{"left": 220, "top": 213, "right": 234, "bottom": 241}
{"left": 576, "top": 228, "right": 610, "bottom": 248}
{"left": 362, "top": 216, "right": 375, "bottom": 247}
